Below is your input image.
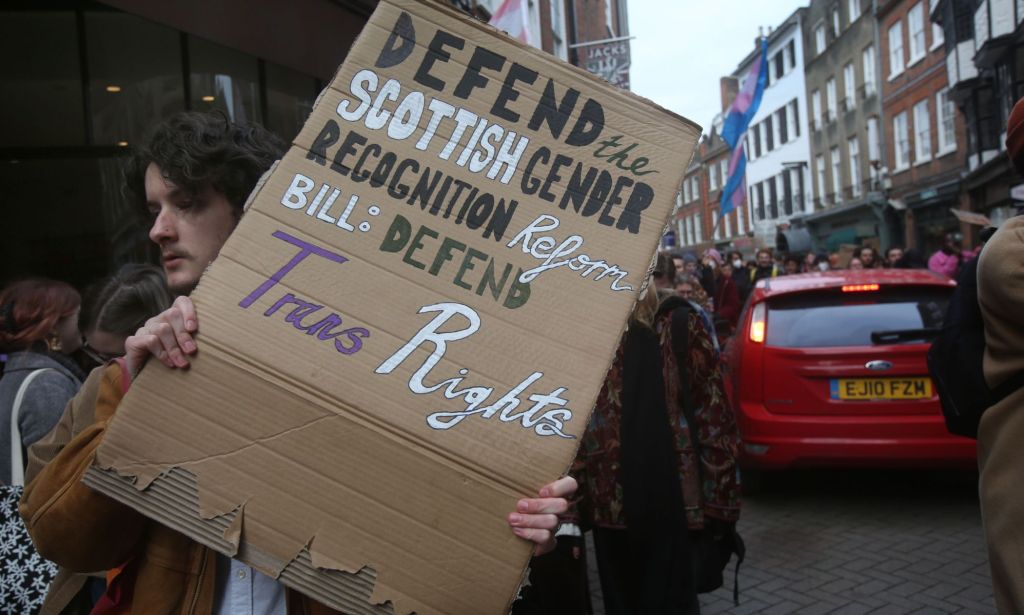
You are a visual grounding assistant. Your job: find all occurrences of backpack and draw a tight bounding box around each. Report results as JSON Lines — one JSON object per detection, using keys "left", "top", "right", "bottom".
{"left": 927, "top": 259, "right": 1024, "bottom": 438}
{"left": 669, "top": 302, "right": 745, "bottom": 604}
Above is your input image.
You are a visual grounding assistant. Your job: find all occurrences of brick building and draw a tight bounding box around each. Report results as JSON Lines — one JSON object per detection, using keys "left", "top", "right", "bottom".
{"left": 934, "top": 0, "right": 1024, "bottom": 230}
{"left": 878, "top": 0, "right": 968, "bottom": 255}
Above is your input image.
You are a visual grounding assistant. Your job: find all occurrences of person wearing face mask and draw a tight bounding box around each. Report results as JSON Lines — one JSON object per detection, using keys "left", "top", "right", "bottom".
{"left": 727, "top": 251, "right": 751, "bottom": 302}
{"left": 814, "top": 254, "right": 831, "bottom": 272}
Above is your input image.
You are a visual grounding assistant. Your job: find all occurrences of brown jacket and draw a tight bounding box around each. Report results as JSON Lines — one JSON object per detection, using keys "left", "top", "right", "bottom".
{"left": 977, "top": 215, "right": 1024, "bottom": 614}
{"left": 20, "top": 363, "right": 342, "bottom": 615}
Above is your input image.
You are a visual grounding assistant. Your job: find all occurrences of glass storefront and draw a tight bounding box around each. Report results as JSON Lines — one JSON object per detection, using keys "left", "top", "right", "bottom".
{"left": 0, "top": 6, "right": 320, "bottom": 288}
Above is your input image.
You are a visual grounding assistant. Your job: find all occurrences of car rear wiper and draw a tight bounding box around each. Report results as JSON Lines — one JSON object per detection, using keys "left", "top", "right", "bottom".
{"left": 870, "top": 327, "right": 942, "bottom": 344}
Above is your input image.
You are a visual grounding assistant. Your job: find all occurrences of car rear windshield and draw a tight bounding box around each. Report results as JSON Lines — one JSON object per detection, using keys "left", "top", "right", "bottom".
{"left": 765, "top": 287, "right": 950, "bottom": 348}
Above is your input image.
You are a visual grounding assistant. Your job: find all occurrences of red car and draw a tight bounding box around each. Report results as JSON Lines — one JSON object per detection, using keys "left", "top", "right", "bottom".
{"left": 723, "top": 268, "right": 976, "bottom": 471}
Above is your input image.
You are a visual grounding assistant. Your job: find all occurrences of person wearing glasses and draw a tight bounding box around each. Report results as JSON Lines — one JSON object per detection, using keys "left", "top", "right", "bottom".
{"left": 78, "top": 265, "right": 174, "bottom": 369}
{"left": 21, "top": 264, "right": 172, "bottom": 615}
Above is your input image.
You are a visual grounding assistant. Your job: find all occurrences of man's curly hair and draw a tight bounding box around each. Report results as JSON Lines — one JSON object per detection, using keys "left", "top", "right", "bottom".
{"left": 125, "top": 112, "right": 286, "bottom": 215}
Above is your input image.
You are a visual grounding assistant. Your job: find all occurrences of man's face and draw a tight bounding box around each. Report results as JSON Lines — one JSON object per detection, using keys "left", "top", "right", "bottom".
{"left": 887, "top": 248, "right": 904, "bottom": 265}
{"left": 757, "top": 251, "right": 772, "bottom": 267}
{"left": 684, "top": 261, "right": 698, "bottom": 274}
{"left": 676, "top": 283, "right": 695, "bottom": 299}
{"left": 145, "top": 163, "right": 238, "bottom": 295}
{"left": 859, "top": 248, "right": 874, "bottom": 265}
{"left": 672, "top": 257, "right": 685, "bottom": 274}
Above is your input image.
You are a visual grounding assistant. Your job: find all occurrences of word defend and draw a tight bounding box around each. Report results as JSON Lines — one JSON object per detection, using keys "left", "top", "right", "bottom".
{"left": 376, "top": 303, "right": 574, "bottom": 438}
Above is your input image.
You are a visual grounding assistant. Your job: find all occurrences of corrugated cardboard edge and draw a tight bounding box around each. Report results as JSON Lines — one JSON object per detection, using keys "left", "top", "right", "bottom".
{"left": 83, "top": 466, "right": 396, "bottom": 615}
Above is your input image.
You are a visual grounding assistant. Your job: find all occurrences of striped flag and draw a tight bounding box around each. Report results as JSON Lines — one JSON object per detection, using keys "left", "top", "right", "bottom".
{"left": 489, "top": 0, "right": 532, "bottom": 46}
{"left": 720, "top": 37, "right": 769, "bottom": 215}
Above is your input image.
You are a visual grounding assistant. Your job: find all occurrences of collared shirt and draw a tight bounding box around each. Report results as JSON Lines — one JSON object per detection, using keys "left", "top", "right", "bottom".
{"left": 213, "top": 556, "right": 287, "bottom": 615}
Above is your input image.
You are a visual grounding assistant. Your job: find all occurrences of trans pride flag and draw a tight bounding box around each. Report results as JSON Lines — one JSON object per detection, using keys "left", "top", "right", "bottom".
{"left": 720, "top": 38, "right": 769, "bottom": 215}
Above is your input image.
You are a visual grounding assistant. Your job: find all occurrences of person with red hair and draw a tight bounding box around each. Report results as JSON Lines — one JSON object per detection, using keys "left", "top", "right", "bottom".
{"left": 0, "top": 278, "right": 84, "bottom": 486}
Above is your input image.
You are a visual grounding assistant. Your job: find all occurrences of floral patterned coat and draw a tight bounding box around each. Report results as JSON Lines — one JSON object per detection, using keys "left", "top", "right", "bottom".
{"left": 572, "top": 302, "right": 741, "bottom": 530}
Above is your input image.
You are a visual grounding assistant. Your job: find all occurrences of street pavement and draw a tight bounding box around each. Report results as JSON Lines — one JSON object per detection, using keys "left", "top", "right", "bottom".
{"left": 587, "top": 468, "right": 995, "bottom": 614}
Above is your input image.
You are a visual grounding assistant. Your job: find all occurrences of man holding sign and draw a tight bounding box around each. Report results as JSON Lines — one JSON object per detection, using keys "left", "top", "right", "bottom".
{"left": 22, "top": 112, "right": 574, "bottom": 614}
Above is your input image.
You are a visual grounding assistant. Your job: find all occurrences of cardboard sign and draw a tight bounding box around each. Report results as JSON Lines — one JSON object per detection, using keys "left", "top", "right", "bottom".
{"left": 87, "top": 1, "right": 700, "bottom": 613}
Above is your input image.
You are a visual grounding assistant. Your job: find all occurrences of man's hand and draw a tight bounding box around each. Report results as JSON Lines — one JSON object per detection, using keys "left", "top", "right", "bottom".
{"left": 124, "top": 296, "right": 199, "bottom": 376}
{"left": 507, "top": 475, "right": 577, "bottom": 556}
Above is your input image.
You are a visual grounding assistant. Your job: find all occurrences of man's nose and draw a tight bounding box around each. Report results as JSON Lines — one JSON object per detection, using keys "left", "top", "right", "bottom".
{"left": 149, "top": 208, "right": 177, "bottom": 244}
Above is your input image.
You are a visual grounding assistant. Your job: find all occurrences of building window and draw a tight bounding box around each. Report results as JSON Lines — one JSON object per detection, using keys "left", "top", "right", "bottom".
{"left": 831, "top": 146, "right": 843, "bottom": 203}
{"left": 848, "top": 137, "right": 861, "bottom": 198}
{"left": 774, "top": 52, "right": 785, "bottom": 82}
{"left": 725, "top": 210, "right": 733, "bottom": 237}
{"left": 908, "top": 3, "right": 926, "bottom": 64}
{"left": 764, "top": 116, "right": 774, "bottom": 151}
{"left": 867, "top": 116, "right": 881, "bottom": 162}
{"left": 849, "top": 0, "right": 861, "bottom": 22}
{"left": 753, "top": 124, "right": 762, "bottom": 157}
{"left": 914, "top": 98, "right": 932, "bottom": 163}
{"left": 781, "top": 172, "right": 793, "bottom": 215}
{"left": 787, "top": 40, "right": 796, "bottom": 70}
{"left": 709, "top": 164, "right": 719, "bottom": 191}
{"left": 695, "top": 213, "right": 703, "bottom": 243}
{"left": 931, "top": 19, "right": 945, "bottom": 50}
{"left": 720, "top": 158, "right": 729, "bottom": 187}
{"left": 937, "top": 88, "right": 957, "bottom": 154}
{"left": 791, "top": 167, "right": 803, "bottom": 212}
{"left": 1, "top": 12, "right": 86, "bottom": 148}
{"left": 862, "top": 45, "right": 877, "bottom": 97}
{"left": 812, "top": 90, "right": 822, "bottom": 130}
{"left": 769, "top": 176, "right": 779, "bottom": 218}
{"left": 788, "top": 99, "right": 800, "bottom": 138}
{"left": 816, "top": 154, "right": 827, "bottom": 205}
{"left": 265, "top": 61, "right": 317, "bottom": 141}
{"left": 888, "top": 21, "right": 905, "bottom": 78}
{"left": 833, "top": 9, "right": 841, "bottom": 37}
{"left": 683, "top": 178, "right": 691, "bottom": 203}
{"left": 756, "top": 182, "right": 766, "bottom": 220}
{"left": 776, "top": 108, "right": 789, "bottom": 144}
{"left": 188, "top": 35, "right": 262, "bottom": 123}
{"left": 826, "top": 77, "right": 837, "bottom": 122}
{"left": 893, "top": 111, "right": 910, "bottom": 170}
{"left": 815, "top": 23, "right": 826, "bottom": 55}
{"left": 692, "top": 176, "right": 700, "bottom": 200}
{"left": 843, "top": 62, "right": 856, "bottom": 111}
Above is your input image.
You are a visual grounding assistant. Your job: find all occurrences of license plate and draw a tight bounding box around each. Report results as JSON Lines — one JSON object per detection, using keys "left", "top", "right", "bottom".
{"left": 830, "top": 378, "right": 933, "bottom": 400}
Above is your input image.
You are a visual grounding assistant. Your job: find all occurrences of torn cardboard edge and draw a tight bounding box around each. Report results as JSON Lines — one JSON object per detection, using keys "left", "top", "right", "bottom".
{"left": 83, "top": 466, "right": 397, "bottom": 615}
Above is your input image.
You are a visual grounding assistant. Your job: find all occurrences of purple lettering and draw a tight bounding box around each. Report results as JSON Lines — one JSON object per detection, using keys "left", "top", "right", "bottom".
{"left": 239, "top": 230, "right": 348, "bottom": 309}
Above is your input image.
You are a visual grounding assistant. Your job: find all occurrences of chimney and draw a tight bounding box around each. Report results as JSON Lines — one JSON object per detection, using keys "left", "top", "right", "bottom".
{"left": 720, "top": 76, "right": 739, "bottom": 112}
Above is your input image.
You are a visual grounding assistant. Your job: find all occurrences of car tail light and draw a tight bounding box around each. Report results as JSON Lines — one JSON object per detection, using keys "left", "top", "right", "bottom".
{"left": 749, "top": 302, "right": 766, "bottom": 344}
{"left": 842, "top": 283, "right": 880, "bottom": 292}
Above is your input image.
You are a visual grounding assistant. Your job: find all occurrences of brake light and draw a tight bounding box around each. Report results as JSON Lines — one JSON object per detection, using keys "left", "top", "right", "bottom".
{"left": 842, "top": 283, "right": 880, "bottom": 292}
{"left": 749, "top": 302, "right": 766, "bottom": 343}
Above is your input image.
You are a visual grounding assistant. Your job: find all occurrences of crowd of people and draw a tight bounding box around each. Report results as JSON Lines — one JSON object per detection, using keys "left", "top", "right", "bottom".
{"left": 658, "top": 234, "right": 979, "bottom": 340}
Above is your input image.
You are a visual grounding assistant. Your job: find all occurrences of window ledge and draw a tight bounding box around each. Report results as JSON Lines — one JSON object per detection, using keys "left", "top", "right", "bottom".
{"left": 892, "top": 163, "right": 911, "bottom": 175}
{"left": 913, "top": 155, "right": 933, "bottom": 167}
{"left": 935, "top": 146, "right": 957, "bottom": 158}
{"left": 930, "top": 41, "right": 944, "bottom": 52}
{"left": 907, "top": 54, "right": 925, "bottom": 68}
{"left": 887, "top": 70, "right": 904, "bottom": 81}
